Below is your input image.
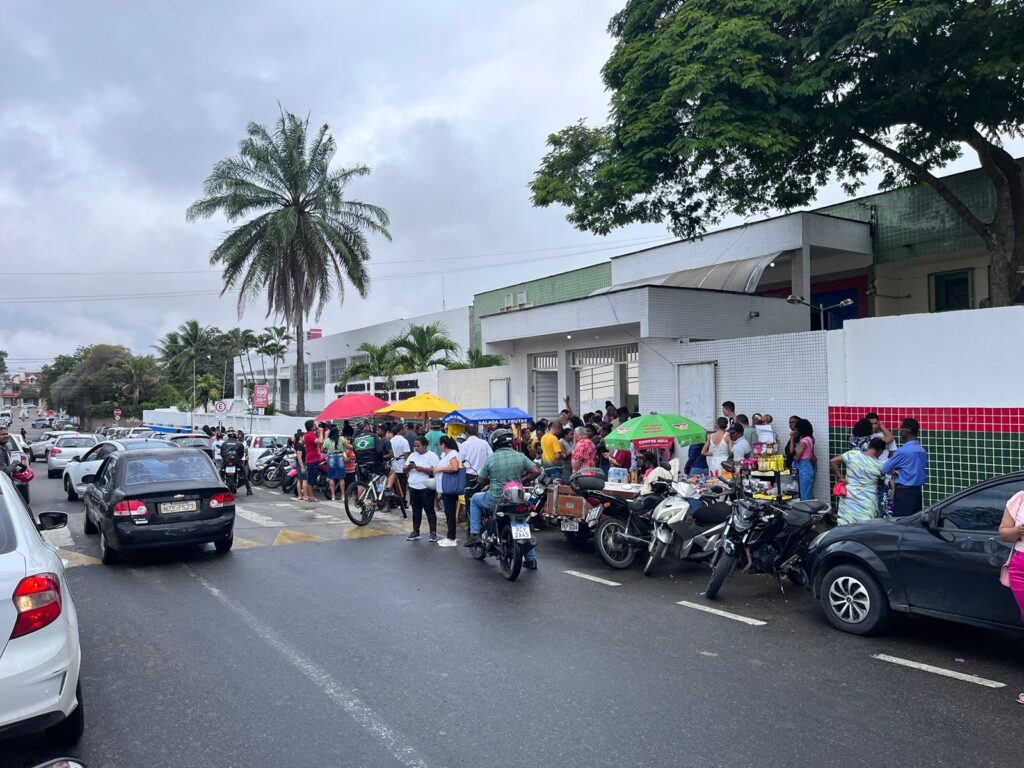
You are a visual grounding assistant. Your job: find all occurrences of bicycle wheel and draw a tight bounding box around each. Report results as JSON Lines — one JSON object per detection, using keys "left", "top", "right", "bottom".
{"left": 345, "top": 481, "right": 374, "bottom": 526}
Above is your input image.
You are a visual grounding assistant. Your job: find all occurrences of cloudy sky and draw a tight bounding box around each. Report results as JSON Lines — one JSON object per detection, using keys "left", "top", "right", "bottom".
{"left": 0, "top": 1, "right": 1012, "bottom": 373}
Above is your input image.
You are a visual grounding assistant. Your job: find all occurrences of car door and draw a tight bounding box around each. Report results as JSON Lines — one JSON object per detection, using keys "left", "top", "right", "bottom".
{"left": 84, "top": 457, "right": 117, "bottom": 523}
{"left": 899, "top": 478, "right": 1024, "bottom": 626}
{"left": 72, "top": 442, "right": 117, "bottom": 486}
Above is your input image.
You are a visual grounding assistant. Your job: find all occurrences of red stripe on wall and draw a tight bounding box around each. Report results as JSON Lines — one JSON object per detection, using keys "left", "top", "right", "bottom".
{"left": 828, "top": 406, "right": 1024, "bottom": 434}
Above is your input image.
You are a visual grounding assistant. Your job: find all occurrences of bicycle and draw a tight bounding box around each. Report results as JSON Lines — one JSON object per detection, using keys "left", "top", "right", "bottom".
{"left": 344, "top": 465, "right": 408, "bottom": 525}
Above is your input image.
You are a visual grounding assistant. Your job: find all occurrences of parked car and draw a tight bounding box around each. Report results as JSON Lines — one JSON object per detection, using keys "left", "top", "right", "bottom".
{"left": 3, "top": 433, "right": 28, "bottom": 464}
{"left": 167, "top": 433, "right": 216, "bottom": 460}
{"left": 62, "top": 438, "right": 173, "bottom": 502}
{"left": 82, "top": 447, "right": 236, "bottom": 564}
{"left": 46, "top": 434, "right": 99, "bottom": 479}
{"left": 28, "top": 432, "right": 65, "bottom": 463}
{"left": 805, "top": 472, "right": 1024, "bottom": 636}
{"left": 31, "top": 418, "right": 51, "bottom": 429}
{"left": 0, "top": 472, "right": 84, "bottom": 745}
{"left": 248, "top": 434, "right": 292, "bottom": 466}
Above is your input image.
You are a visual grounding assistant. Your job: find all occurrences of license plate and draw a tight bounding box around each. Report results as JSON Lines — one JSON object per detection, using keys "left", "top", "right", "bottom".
{"left": 225, "top": 466, "right": 236, "bottom": 474}
{"left": 560, "top": 519, "right": 579, "bottom": 532}
{"left": 161, "top": 500, "right": 197, "bottom": 514}
{"left": 511, "top": 523, "right": 532, "bottom": 540}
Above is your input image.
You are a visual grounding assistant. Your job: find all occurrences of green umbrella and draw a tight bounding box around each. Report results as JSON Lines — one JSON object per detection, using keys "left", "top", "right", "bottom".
{"left": 604, "top": 413, "right": 707, "bottom": 451}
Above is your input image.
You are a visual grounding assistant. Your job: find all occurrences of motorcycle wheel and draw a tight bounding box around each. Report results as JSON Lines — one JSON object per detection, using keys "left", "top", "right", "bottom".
{"left": 263, "top": 466, "right": 283, "bottom": 489}
{"left": 470, "top": 537, "right": 487, "bottom": 561}
{"left": 282, "top": 474, "right": 296, "bottom": 494}
{"left": 595, "top": 517, "right": 636, "bottom": 570}
{"left": 704, "top": 551, "right": 737, "bottom": 600}
{"left": 251, "top": 468, "right": 264, "bottom": 486}
{"left": 643, "top": 540, "right": 667, "bottom": 577}
{"left": 498, "top": 527, "right": 523, "bottom": 581}
{"left": 345, "top": 481, "right": 374, "bottom": 526}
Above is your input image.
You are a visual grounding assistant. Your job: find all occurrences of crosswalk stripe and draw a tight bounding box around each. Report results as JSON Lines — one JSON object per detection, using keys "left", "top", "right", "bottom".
{"left": 232, "top": 537, "right": 264, "bottom": 549}
{"left": 235, "top": 506, "right": 285, "bottom": 527}
{"left": 44, "top": 527, "right": 75, "bottom": 549}
{"left": 273, "top": 528, "right": 328, "bottom": 546}
{"left": 59, "top": 549, "right": 102, "bottom": 568}
{"left": 343, "top": 527, "right": 393, "bottom": 540}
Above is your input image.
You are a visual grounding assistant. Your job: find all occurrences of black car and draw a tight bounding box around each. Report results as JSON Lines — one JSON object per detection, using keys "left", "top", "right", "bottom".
{"left": 804, "top": 472, "right": 1024, "bottom": 636}
{"left": 81, "top": 447, "right": 236, "bottom": 565}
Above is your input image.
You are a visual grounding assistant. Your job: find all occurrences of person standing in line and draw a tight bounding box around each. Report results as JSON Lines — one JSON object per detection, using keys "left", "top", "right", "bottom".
{"left": 997, "top": 489, "right": 1024, "bottom": 705}
{"left": 727, "top": 424, "right": 752, "bottom": 462}
{"left": 603, "top": 401, "right": 616, "bottom": 424}
{"left": 388, "top": 422, "right": 412, "bottom": 503}
{"left": 784, "top": 415, "right": 800, "bottom": 468}
{"left": 434, "top": 436, "right": 464, "bottom": 547}
{"left": 721, "top": 401, "right": 736, "bottom": 430}
{"left": 830, "top": 437, "right": 886, "bottom": 525}
{"left": 529, "top": 422, "right": 546, "bottom": 461}
{"left": 792, "top": 418, "right": 816, "bottom": 500}
{"left": 404, "top": 436, "right": 440, "bottom": 542}
{"left": 571, "top": 426, "right": 597, "bottom": 473}
{"left": 425, "top": 420, "right": 445, "bottom": 457}
{"left": 882, "top": 418, "right": 927, "bottom": 517}
{"left": 701, "top": 417, "right": 732, "bottom": 475}
{"left": 540, "top": 422, "right": 566, "bottom": 479}
{"left": 737, "top": 415, "right": 756, "bottom": 451}
{"left": 559, "top": 425, "right": 575, "bottom": 478}
{"left": 322, "top": 425, "right": 346, "bottom": 502}
{"left": 302, "top": 419, "right": 324, "bottom": 502}
{"left": 292, "top": 428, "right": 310, "bottom": 501}
{"left": 342, "top": 420, "right": 354, "bottom": 439}
{"left": 459, "top": 424, "right": 492, "bottom": 480}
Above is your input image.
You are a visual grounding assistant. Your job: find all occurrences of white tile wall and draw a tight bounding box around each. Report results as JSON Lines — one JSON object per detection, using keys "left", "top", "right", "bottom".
{"left": 437, "top": 366, "right": 512, "bottom": 409}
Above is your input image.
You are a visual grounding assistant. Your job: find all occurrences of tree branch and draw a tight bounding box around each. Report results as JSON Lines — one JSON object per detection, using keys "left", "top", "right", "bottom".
{"left": 854, "top": 132, "right": 992, "bottom": 245}
{"left": 986, "top": 141, "right": 1024, "bottom": 263}
{"left": 965, "top": 130, "right": 1012, "bottom": 243}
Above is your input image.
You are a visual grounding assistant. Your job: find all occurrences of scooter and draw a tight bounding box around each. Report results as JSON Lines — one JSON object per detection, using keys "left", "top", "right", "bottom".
{"left": 643, "top": 482, "right": 731, "bottom": 576}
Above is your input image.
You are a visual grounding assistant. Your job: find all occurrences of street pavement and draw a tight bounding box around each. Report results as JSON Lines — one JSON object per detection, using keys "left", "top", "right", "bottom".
{"left": 4, "top": 420, "right": 1023, "bottom": 768}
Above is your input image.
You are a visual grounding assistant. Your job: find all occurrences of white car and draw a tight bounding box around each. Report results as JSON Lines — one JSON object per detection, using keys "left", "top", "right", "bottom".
{"left": 3, "top": 434, "right": 28, "bottom": 465}
{"left": 28, "top": 432, "right": 65, "bottom": 463}
{"left": 248, "top": 434, "right": 292, "bottom": 466}
{"left": 0, "top": 472, "right": 83, "bottom": 745}
{"left": 46, "top": 434, "right": 99, "bottom": 479}
{"left": 62, "top": 437, "right": 172, "bottom": 502}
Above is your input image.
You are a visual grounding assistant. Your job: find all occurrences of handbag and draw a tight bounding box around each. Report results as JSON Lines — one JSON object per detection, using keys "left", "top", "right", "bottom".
{"left": 831, "top": 481, "right": 848, "bottom": 498}
{"left": 999, "top": 492, "right": 1024, "bottom": 588}
{"left": 424, "top": 477, "right": 437, "bottom": 492}
{"left": 445, "top": 466, "right": 468, "bottom": 496}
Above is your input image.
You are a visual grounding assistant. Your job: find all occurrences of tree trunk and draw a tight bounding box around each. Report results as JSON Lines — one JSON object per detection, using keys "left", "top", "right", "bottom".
{"left": 988, "top": 242, "right": 1017, "bottom": 307}
{"left": 295, "top": 314, "right": 305, "bottom": 413}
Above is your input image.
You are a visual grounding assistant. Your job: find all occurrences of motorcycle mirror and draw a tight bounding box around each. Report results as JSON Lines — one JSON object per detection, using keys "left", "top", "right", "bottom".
{"left": 721, "top": 461, "right": 736, "bottom": 474}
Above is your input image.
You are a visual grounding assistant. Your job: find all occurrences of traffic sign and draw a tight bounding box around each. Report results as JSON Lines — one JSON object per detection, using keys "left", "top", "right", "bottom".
{"left": 214, "top": 400, "right": 228, "bottom": 414}
{"left": 252, "top": 384, "right": 270, "bottom": 409}
{"left": 113, "top": 408, "right": 122, "bottom": 421}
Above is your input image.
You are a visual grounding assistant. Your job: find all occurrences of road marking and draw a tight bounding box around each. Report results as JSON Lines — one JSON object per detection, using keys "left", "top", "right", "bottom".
{"left": 267, "top": 490, "right": 281, "bottom": 495}
{"left": 343, "top": 526, "right": 393, "bottom": 539}
{"left": 235, "top": 506, "right": 285, "bottom": 527}
{"left": 232, "top": 537, "right": 263, "bottom": 549}
{"left": 273, "top": 528, "right": 327, "bottom": 546}
{"left": 676, "top": 600, "right": 767, "bottom": 626}
{"left": 185, "top": 569, "right": 431, "bottom": 768}
{"left": 58, "top": 549, "right": 101, "bottom": 567}
{"left": 43, "top": 527, "right": 75, "bottom": 548}
{"left": 273, "top": 502, "right": 297, "bottom": 508}
{"left": 870, "top": 654, "right": 1005, "bottom": 688}
{"left": 564, "top": 570, "right": 621, "bottom": 587}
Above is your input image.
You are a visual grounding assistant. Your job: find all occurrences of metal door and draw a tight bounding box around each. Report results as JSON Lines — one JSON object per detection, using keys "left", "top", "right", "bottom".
{"left": 532, "top": 371, "right": 558, "bottom": 421}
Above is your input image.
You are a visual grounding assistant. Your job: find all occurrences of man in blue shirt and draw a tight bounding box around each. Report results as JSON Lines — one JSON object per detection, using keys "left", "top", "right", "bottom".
{"left": 882, "top": 418, "right": 927, "bottom": 517}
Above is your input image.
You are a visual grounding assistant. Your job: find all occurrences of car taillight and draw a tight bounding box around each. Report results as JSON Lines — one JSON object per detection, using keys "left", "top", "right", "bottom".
{"left": 11, "top": 573, "right": 62, "bottom": 639}
{"left": 112, "top": 500, "right": 149, "bottom": 517}
{"left": 50, "top": 448, "right": 62, "bottom": 455}
{"left": 210, "top": 492, "right": 235, "bottom": 509}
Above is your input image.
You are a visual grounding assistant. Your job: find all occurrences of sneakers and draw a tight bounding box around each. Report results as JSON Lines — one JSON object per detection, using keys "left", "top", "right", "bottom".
{"left": 524, "top": 560, "right": 538, "bottom": 570}
{"left": 428, "top": 532, "right": 438, "bottom": 543}
{"left": 437, "top": 538, "right": 458, "bottom": 548}
{"left": 463, "top": 535, "right": 481, "bottom": 548}
{"left": 406, "top": 532, "right": 421, "bottom": 541}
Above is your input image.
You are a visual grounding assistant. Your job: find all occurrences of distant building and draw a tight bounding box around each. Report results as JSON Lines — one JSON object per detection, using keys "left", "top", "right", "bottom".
{"left": 2, "top": 369, "right": 42, "bottom": 407}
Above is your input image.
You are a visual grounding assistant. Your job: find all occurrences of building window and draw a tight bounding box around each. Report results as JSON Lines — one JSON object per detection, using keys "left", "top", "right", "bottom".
{"left": 517, "top": 291, "right": 527, "bottom": 306}
{"left": 311, "top": 361, "right": 326, "bottom": 391}
{"left": 930, "top": 269, "right": 973, "bottom": 312}
{"left": 578, "top": 365, "right": 616, "bottom": 402}
{"left": 329, "top": 358, "right": 347, "bottom": 382}
{"left": 303, "top": 364, "right": 310, "bottom": 391}
{"left": 504, "top": 293, "right": 514, "bottom": 308}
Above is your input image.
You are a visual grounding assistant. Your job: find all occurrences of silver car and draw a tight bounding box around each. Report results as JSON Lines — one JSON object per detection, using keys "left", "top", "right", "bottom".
{"left": 46, "top": 434, "right": 99, "bottom": 479}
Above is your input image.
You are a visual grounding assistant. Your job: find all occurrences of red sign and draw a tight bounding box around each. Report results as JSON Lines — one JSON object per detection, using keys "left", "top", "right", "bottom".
{"left": 113, "top": 408, "right": 122, "bottom": 418}
{"left": 252, "top": 384, "right": 270, "bottom": 409}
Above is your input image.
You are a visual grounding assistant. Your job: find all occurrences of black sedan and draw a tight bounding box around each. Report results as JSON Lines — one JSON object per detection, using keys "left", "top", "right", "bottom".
{"left": 804, "top": 472, "right": 1024, "bottom": 635}
{"left": 81, "top": 447, "right": 236, "bottom": 565}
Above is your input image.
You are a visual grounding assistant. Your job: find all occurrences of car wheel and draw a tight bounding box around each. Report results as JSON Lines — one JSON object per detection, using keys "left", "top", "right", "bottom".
{"left": 46, "top": 682, "right": 84, "bottom": 746}
{"left": 214, "top": 534, "right": 233, "bottom": 554}
{"left": 820, "top": 563, "right": 889, "bottom": 635}
{"left": 28, "top": 449, "right": 35, "bottom": 463}
{"left": 99, "top": 528, "right": 118, "bottom": 565}
{"left": 66, "top": 477, "right": 79, "bottom": 502}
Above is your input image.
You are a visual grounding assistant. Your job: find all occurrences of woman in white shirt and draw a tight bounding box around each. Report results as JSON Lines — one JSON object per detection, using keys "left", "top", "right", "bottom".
{"left": 701, "top": 417, "right": 732, "bottom": 475}
{"left": 433, "top": 436, "right": 463, "bottom": 547}
{"left": 404, "top": 436, "right": 440, "bottom": 542}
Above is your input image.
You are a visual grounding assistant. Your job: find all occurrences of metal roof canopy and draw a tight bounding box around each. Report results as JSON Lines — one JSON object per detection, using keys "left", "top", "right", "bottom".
{"left": 595, "top": 251, "right": 784, "bottom": 295}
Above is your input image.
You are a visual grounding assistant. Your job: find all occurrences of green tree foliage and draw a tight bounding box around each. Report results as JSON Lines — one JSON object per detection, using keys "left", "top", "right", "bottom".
{"left": 388, "top": 321, "right": 461, "bottom": 373}
{"left": 337, "top": 342, "right": 402, "bottom": 390}
{"left": 532, "top": 0, "right": 1024, "bottom": 304}
{"left": 41, "top": 346, "right": 92, "bottom": 405}
{"left": 47, "top": 346, "right": 179, "bottom": 419}
{"left": 445, "top": 348, "right": 507, "bottom": 370}
{"left": 0, "top": 349, "right": 7, "bottom": 378}
{"left": 194, "top": 373, "right": 222, "bottom": 412}
{"left": 186, "top": 108, "right": 391, "bottom": 413}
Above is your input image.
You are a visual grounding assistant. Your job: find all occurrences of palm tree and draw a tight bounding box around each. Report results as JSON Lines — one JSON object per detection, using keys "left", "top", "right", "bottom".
{"left": 446, "top": 348, "right": 508, "bottom": 370}
{"left": 186, "top": 109, "right": 391, "bottom": 413}
{"left": 194, "top": 373, "right": 222, "bottom": 412}
{"left": 260, "top": 325, "right": 292, "bottom": 408}
{"left": 221, "top": 327, "right": 259, "bottom": 397}
{"left": 158, "top": 321, "right": 217, "bottom": 376}
{"left": 117, "top": 355, "right": 162, "bottom": 404}
{"left": 337, "top": 342, "right": 402, "bottom": 391}
{"left": 389, "top": 321, "right": 461, "bottom": 373}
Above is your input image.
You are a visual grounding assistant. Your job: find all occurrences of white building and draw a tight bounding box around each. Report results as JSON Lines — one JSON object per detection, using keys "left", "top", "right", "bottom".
{"left": 233, "top": 306, "right": 473, "bottom": 413}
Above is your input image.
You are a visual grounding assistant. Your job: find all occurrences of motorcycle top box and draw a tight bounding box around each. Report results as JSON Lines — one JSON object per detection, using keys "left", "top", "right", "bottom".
{"left": 569, "top": 468, "right": 606, "bottom": 492}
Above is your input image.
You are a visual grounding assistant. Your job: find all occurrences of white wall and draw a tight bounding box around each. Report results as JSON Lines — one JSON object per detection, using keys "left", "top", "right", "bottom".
{"left": 437, "top": 366, "right": 513, "bottom": 410}
{"left": 827, "top": 306, "right": 1024, "bottom": 407}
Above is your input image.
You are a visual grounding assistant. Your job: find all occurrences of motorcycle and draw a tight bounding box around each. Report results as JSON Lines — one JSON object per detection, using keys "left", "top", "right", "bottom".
{"left": 257, "top": 446, "right": 294, "bottom": 489}
{"left": 221, "top": 455, "right": 243, "bottom": 493}
{"left": 467, "top": 481, "right": 535, "bottom": 581}
{"left": 704, "top": 462, "right": 833, "bottom": 599}
{"left": 578, "top": 468, "right": 665, "bottom": 569}
{"left": 643, "top": 482, "right": 730, "bottom": 576}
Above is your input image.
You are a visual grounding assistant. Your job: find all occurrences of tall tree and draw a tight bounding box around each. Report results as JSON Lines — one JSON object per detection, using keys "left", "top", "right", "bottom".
{"left": 337, "top": 342, "right": 402, "bottom": 390}
{"left": 446, "top": 348, "right": 507, "bottom": 370}
{"left": 531, "top": 0, "right": 1024, "bottom": 305}
{"left": 194, "top": 373, "right": 222, "bottom": 412}
{"left": 156, "top": 320, "right": 218, "bottom": 411}
{"left": 41, "top": 346, "right": 91, "bottom": 406}
{"left": 115, "top": 355, "right": 162, "bottom": 405}
{"left": 389, "top": 321, "right": 461, "bottom": 373}
{"left": 260, "top": 325, "right": 292, "bottom": 408}
{"left": 0, "top": 349, "right": 7, "bottom": 378}
{"left": 186, "top": 109, "right": 391, "bottom": 413}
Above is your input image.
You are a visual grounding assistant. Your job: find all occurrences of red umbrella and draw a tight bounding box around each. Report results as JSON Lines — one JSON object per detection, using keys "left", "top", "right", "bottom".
{"left": 316, "top": 393, "right": 390, "bottom": 422}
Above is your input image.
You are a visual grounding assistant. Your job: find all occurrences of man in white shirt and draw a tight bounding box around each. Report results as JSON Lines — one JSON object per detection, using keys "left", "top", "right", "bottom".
{"left": 458, "top": 424, "right": 492, "bottom": 479}
{"left": 728, "top": 425, "right": 751, "bottom": 462}
{"left": 388, "top": 423, "right": 412, "bottom": 503}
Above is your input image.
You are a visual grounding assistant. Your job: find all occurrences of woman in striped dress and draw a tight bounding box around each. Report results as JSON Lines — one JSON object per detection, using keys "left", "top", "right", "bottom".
{"left": 829, "top": 438, "right": 886, "bottom": 525}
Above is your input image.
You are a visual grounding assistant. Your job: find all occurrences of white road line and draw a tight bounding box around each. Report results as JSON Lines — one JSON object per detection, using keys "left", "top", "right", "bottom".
{"left": 234, "top": 506, "right": 285, "bottom": 528}
{"left": 564, "top": 570, "right": 621, "bottom": 587}
{"left": 273, "top": 503, "right": 297, "bottom": 508}
{"left": 43, "top": 527, "right": 75, "bottom": 548}
{"left": 267, "top": 490, "right": 281, "bottom": 495}
{"left": 676, "top": 600, "right": 767, "bottom": 626}
{"left": 871, "top": 654, "right": 1005, "bottom": 688}
{"left": 185, "top": 569, "right": 431, "bottom": 768}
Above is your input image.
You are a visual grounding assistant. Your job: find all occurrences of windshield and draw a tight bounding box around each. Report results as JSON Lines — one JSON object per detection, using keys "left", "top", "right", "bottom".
{"left": 56, "top": 436, "right": 96, "bottom": 448}
{"left": 123, "top": 455, "right": 219, "bottom": 486}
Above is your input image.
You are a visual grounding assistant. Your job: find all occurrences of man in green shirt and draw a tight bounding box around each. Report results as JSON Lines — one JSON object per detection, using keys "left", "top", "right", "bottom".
{"left": 425, "top": 420, "right": 445, "bottom": 457}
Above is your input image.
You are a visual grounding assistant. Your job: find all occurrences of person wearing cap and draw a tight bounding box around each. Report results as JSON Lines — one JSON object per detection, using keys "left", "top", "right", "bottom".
{"left": 883, "top": 417, "right": 928, "bottom": 517}
{"left": 728, "top": 424, "right": 752, "bottom": 462}
{"left": 425, "top": 420, "right": 445, "bottom": 458}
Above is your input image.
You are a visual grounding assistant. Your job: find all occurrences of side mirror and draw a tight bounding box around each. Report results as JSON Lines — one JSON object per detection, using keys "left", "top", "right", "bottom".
{"left": 721, "top": 460, "right": 737, "bottom": 474}
{"left": 923, "top": 507, "right": 941, "bottom": 529}
{"left": 82, "top": 474, "right": 96, "bottom": 485}
{"left": 71, "top": 455, "right": 81, "bottom": 462}
{"left": 36, "top": 511, "right": 68, "bottom": 531}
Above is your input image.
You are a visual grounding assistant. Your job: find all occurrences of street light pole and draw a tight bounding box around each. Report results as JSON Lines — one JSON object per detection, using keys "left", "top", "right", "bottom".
{"left": 191, "top": 355, "right": 196, "bottom": 432}
{"left": 786, "top": 295, "right": 854, "bottom": 331}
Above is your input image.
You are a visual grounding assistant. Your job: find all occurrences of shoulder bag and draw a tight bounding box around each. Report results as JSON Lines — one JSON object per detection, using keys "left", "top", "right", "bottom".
{"left": 999, "top": 492, "right": 1024, "bottom": 588}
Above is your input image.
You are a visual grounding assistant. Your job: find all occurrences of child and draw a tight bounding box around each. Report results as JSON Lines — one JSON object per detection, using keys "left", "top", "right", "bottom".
{"left": 756, "top": 413, "right": 777, "bottom": 447}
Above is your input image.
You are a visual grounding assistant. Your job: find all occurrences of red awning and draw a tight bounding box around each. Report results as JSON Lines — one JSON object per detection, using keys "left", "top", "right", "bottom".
{"left": 316, "top": 393, "right": 391, "bottom": 422}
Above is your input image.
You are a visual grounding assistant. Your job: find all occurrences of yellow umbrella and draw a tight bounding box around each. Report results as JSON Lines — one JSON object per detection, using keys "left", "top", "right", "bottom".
{"left": 374, "top": 392, "right": 458, "bottom": 420}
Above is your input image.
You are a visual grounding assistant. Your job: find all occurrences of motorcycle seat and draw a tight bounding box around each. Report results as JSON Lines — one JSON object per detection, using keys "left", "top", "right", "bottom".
{"left": 628, "top": 495, "right": 661, "bottom": 513}
{"left": 692, "top": 503, "right": 730, "bottom": 526}
{"left": 789, "top": 500, "right": 830, "bottom": 514}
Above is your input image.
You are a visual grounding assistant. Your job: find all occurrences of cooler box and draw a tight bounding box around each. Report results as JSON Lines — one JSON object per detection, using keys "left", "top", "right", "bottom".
{"left": 550, "top": 484, "right": 587, "bottom": 518}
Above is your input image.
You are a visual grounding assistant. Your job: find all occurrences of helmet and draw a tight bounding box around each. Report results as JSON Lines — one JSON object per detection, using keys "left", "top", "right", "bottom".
{"left": 500, "top": 481, "right": 525, "bottom": 505}
{"left": 12, "top": 463, "right": 34, "bottom": 484}
{"left": 489, "top": 428, "right": 513, "bottom": 450}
